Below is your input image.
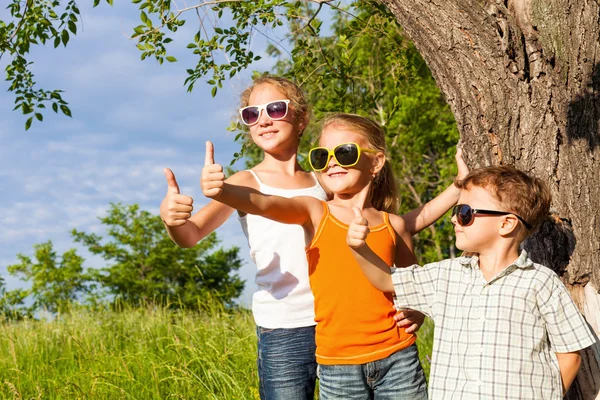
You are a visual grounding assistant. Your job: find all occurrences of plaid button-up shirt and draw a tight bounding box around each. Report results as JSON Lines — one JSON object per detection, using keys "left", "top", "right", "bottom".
{"left": 391, "top": 250, "right": 596, "bottom": 399}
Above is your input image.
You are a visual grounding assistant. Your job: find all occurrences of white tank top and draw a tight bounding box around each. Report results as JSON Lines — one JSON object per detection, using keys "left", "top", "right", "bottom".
{"left": 239, "top": 170, "right": 328, "bottom": 328}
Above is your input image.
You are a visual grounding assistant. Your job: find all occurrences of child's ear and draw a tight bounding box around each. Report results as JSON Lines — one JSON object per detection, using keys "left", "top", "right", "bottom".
{"left": 371, "top": 152, "right": 386, "bottom": 176}
{"left": 499, "top": 215, "right": 521, "bottom": 237}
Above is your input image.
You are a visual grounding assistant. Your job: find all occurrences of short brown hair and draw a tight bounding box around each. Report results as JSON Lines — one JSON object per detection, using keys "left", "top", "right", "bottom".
{"left": 455, "top": 165, "right": 551, "bottom": 238}
{"left": 240, "top": 75, "right": 311, "bottom": 135}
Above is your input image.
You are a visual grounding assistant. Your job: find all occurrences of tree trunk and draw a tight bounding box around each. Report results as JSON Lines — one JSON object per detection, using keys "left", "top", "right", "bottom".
{"left": 379, "top": 0, "right": 600, "bottom": 397}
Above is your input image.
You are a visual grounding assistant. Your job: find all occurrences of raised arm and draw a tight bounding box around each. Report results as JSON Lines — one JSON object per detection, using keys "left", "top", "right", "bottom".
{"left": 402, "top": 148, "right": 469, "bottom": 235}
{"left": 203, "top": 141, "right": 322, "bottom": 228}
{"left": 160, "top": 168, "right": 235, "bottom": 248}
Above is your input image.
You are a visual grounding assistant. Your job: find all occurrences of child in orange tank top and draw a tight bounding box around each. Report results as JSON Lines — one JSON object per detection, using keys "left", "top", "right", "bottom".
{"left": 203, "top": 113, "right": 467, "bottom": 399}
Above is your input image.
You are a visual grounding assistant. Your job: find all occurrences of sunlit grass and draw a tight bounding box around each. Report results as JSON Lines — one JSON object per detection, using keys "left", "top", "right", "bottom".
{"left": 0, "top": 303, "right": 434, "bottom": 399}
{"left": 0, "top": 303, "right": 259, "bottom": 399}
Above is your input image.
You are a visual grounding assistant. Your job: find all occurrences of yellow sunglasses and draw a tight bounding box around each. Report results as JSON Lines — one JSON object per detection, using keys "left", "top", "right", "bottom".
{"left": 308, "top": 142, "right": 378, "bottom": 171}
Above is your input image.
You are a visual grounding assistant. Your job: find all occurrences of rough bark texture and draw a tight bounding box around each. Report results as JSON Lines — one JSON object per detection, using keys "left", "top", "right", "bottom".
{"left": 378, "top": 0, "right": 600, "bottom": 397}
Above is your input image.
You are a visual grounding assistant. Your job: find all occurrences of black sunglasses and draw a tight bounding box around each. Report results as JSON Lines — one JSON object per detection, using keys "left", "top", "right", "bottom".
{"left": 239, "top": 100, "right": 290, "bottom": 126}
{"left": 451, "top": 204, "right": 532, "bottom": 229}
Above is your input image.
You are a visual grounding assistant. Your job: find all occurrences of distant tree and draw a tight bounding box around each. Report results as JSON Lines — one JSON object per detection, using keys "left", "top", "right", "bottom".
{"left": 71, "top": 203, "right": 244, "bottom": 308}
{"left": 7, "top": 241, "right": 91, "bottom": 314}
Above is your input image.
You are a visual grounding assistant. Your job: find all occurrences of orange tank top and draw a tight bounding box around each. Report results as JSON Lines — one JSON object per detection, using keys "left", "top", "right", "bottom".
{"left": 306, "top": 201, "right": 415, "bottom": 365}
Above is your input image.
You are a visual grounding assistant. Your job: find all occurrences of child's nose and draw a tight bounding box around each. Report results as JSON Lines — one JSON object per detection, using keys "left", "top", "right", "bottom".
{"left": 257, "top": 109, "right": 272, "bottom": 126}
{"left": 328, "top": 154, "right": 339, "bottom": 168}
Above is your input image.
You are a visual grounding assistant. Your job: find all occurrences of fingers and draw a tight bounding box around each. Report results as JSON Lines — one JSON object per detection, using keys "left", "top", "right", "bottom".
{"left": 394, "top": 309, "right": 425, "bottom": 332}
{"left": 205, "top": 141, "right": 215, "bottom": 166}
{"left": 164, "top": 168, "right": 180, "bottom": 195}
{"left": 347, "top": 206, "right": 370, "bottom": 249}
{"left": 160, "top": 168, "right": 194, "bottom": 227}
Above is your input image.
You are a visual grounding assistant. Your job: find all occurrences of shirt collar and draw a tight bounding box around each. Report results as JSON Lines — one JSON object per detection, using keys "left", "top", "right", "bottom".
{"left": 458, "top": 249, "right": 532, "bottom": 270}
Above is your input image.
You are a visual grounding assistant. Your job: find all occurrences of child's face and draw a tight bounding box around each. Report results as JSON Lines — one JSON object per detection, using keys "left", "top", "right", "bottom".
{"left": 453, "top": 186, "right": 507, "bottom": 253}
{"left": 317, "top": 124, "right": 382, "bottom": 196}
{"left": 246, "top": 84, "right": 301, "bottom": 155}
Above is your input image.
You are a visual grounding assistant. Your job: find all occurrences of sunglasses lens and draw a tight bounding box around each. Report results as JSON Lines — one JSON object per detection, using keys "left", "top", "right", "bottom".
{"left": 310, "top": 149, "right": 330, "bottom": 170}
{"left": 241, "top": 107, "right": 260, "bottom": 125}
{"left": 265, "top": 101, "right": 288, "bottom": 120}
{"left": 334, "top": 144, "right": 359, "bottom": 166}
{"left": 456, "top": 205, "right": 473, "bottom": 226}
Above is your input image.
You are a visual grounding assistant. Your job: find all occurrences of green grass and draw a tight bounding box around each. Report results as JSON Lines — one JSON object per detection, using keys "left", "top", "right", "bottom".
{"left": 0, "top": 305, "right": 434, "bottom": 399}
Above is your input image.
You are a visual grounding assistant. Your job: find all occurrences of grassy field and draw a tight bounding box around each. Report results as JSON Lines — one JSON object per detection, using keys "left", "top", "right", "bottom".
{"left": 0, "top": 304, "right": 433, "bottom": 399}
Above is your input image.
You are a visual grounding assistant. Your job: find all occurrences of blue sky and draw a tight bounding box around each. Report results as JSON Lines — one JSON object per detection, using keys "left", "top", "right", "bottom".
{"left": 0, "top": 2, "right": 300, "bottom": 305}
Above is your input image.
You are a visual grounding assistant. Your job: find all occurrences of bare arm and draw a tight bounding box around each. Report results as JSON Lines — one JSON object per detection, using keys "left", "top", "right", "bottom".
{"left": 556, "top": 351, "right": 582, "bottom": 395}
{"left": 159, "top": 167, "right": 237, "bottom": 248}
{"left": 202, "top": 141, "right": 321, "bottom": 228}
{"left": 402, "top": 148, "right": 468, "bottom": 235}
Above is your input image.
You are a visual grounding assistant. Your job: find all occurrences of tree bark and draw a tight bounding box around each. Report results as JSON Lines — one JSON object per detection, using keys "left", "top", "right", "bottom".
{"left": 379, "top": 0, "right": 600, "bottom": 397}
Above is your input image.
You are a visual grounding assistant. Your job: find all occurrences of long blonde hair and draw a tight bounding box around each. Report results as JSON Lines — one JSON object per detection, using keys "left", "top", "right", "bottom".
{"left": 320, "top": 113, "right": 399, "bottom": 213}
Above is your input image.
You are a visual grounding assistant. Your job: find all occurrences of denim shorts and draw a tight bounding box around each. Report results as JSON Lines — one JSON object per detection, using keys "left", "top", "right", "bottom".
{"left": 317, "top": 344, "right": 428, "bottom": 400}
{"left": 257, "top": 325, "right": 317, "bottom": 400}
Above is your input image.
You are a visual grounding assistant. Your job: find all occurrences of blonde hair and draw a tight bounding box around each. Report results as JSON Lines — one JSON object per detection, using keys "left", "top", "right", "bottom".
{"left": 320, "top": 113, "right": 399, "bottom": 213}
{"left": 455, "top": 165, "right": 552, "bottom": 239}
{"left": 240, "top": 75, "right": 311, "bottom": 135}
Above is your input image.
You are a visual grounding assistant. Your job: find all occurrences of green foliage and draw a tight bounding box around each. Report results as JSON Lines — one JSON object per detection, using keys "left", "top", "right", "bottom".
{"left": 7, "top": 241, "right": 92, "bottom": 314}
{"left": 0, "top": 0, "right": 116, "bottom": 129}
{"left": 238, "top": 2, "right": 460, "bottom": 263}
{"left": 71, "top": 203, "right": 244, "bottom": 309}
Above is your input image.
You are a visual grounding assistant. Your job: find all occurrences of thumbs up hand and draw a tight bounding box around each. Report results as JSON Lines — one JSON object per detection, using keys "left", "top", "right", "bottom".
{"left": 347, "top": 206, "right": 370, "bottom": 249}
{"left": 201, "top": 141, "right": 225, "bottom": 198}
{"left": 160, "top": 168, "right": 194, "bottom": 227}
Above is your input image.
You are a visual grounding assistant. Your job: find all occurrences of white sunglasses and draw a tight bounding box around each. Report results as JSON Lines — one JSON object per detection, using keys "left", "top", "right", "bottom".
{"left": 239, "top": 100, "right": 291, "bottom": 126}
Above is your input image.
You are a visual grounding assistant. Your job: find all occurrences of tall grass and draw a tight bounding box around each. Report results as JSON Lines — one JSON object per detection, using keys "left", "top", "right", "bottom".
{"left": 0, "top": 302, "right": 259, "bottom": 399}
{"left": 0, "top": 303, "right": 434, "bottom": 399}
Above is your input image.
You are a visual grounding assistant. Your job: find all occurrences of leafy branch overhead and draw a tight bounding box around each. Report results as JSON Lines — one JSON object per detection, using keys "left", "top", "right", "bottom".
{"left": 0, "top": 0, "right": 99, "bottom": 130}
{"left": 1, "top": 0, "right": 337, "bottom": 129}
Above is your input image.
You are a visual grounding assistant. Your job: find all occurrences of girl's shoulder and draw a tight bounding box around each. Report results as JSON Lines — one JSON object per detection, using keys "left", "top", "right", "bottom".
{"left": 387, "top": 213, "right": 409, "bottom": 235}
{"left": 248, "top": 168, "right": 320, "bottom": 191}
{"left": 225, "top": 170, "right": 260, "bottom": 190}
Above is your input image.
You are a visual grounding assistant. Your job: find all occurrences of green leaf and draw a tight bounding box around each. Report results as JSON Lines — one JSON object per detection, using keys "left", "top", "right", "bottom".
{"left": 25, "top": 117, "right": 32, "bottom": 131}
{"left": 211, "top": 86, "right": 217, "bottom": 97}
{"left": 166, "top": 56, "right": 177, "bottom": 62}
{"left": 35, "top": 113, "right": 43, "bottom": 122}
{"left": 60, "top": 105, "right": 72, "bottom": 117}
{"left": 61, "top": 30, "right": 69, "bottom": 47}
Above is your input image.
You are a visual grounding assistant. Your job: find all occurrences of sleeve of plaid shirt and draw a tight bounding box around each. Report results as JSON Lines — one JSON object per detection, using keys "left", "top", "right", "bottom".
{"left": 390, "top": 260, "right": 442, "bottom": 319}
{"left": 538, "top": 270, "right": 596, "bottom": 353}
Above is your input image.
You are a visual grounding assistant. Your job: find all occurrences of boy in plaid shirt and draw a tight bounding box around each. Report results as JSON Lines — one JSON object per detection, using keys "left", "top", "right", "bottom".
{"left": 348, "top": 165, "right": 596, "bottom": 399}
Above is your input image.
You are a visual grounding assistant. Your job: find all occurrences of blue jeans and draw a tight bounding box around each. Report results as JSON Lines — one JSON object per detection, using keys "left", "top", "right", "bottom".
{"left": 318, "top": 344, "right": 428, "bottom": 400}
{"left": 257, "top": 325, "right": 317, "bottom": 400}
